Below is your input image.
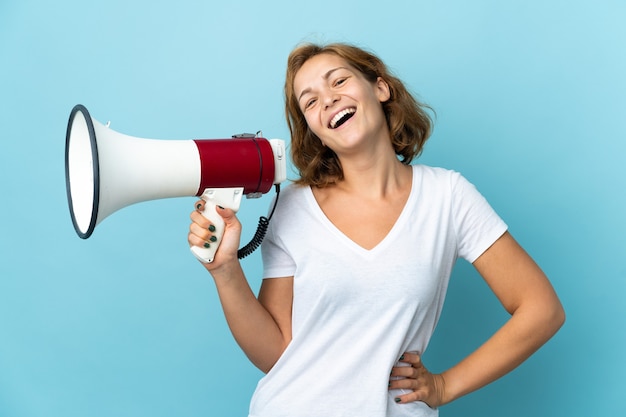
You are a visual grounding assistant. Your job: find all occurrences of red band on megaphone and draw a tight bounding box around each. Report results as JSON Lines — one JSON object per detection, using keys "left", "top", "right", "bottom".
{"left": 193, "top": 137, "right": 276, "bottom": 196}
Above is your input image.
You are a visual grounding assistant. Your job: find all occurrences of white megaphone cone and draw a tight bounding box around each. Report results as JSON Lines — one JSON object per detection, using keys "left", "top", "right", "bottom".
{"left": 65, "top": 104, "right": 286, "bottom": 263}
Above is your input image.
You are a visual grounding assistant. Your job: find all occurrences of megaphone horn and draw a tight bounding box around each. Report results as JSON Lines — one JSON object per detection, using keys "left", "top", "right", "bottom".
{"left": 65, "top": 104, "right": 287, "bottom": 263}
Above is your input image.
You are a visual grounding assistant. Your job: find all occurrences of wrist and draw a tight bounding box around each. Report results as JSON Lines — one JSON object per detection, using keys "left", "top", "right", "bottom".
{"left": 206, "top": 258, "right": 242, "bottom": 281}
{"left": 437, "top": 371, "right": 459, "bottom": 406}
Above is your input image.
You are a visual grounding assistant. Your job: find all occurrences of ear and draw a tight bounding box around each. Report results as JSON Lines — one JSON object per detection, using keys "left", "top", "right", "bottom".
{"left": 375, "top": 77, "right": 391, "bottom": 103}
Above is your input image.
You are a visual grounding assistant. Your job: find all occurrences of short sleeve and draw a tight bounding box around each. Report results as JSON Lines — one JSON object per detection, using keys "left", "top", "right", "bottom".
{"left": 451, "top": 173, "right": 508, "bottom": 263}
{"left": 261, "top": 198, "right": 297, "bottom": 279}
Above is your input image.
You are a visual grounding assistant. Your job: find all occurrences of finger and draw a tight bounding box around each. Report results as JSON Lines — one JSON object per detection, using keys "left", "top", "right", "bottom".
{"left": 392, "top": 381, "right": 436, "bottom": 405}
{"left": 189, "top": 220, "right": 212, "bottom": 236}
{"left": 391, "top": 373, "right": 444, "bottom": 409}
{"left": 215, "top": 205, "right": 236, "bottom": 220}
{"left": 188, "top": 234, "right": 214, "bottom": 249}
{"left": 398, "top": 352, "right": 422, "bottom": 366}
{"left": 393, "top": 389, "right": 430, "bottom": 406}
{"left": 215, "top": 206, "right": 243, "bottom": 231}
{"left": 189, "top": 221, "right": 217, "bottom": 243}
{"left": 194, "top": 199, "right": 206, "bottom": 211}
{"left": 390, "top": 366, "right": 416, "bottom": 379}
{"left": 191, "top": 206, "right": 207, "bottom": 221}
{"left": 190, "top": 209, "right": 218, "bottom": 231}
{"left": 391, "top": 359, "right": 422, "bottom": 378}
{"left": 388, "top": 376, "right": 418, "bottom": 391}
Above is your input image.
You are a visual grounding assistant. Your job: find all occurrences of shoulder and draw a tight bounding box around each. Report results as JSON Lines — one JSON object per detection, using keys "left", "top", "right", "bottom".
{"left": 269, "top": 181, "right": 312, "bottom": 227}
{"left": 275, "top": 181, "right": 309, "bottom": 207}
{"left": 411, "top": 164, "right": 466, "bottom": 190}
{"left": 412, "top": 163, "right": 458, "bottom": 178}
{"left": 410, "top": 165, "right": 491, "bottom": 213}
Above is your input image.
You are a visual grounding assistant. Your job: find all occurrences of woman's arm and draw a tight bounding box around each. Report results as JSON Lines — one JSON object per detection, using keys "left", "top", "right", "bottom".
{"left": 390, "top": 231, "right": 565, "bottom": 406}
{"left": 189, "top": 204, "right": 293, "bottom": 373}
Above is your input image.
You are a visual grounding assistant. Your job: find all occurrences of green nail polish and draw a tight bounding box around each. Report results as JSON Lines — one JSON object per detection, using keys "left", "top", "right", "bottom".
{"left": 196, "top": 203, "right": 202, "bottom": 209}
{"left": 203, "top": 242, "right": 210, "bottom": 248}
{"left": 208, "top": 225, "right": 216, "bottom": 232}
{"left": 210, "top": 236, "right": 217, "bottom": 242}
{"left": 394, "top": 398, "right": 401, "bottom": 403}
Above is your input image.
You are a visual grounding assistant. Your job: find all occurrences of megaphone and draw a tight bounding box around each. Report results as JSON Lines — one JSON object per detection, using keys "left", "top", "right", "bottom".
{"left": 65, "top": 104, "right": 287, "bottom": 263}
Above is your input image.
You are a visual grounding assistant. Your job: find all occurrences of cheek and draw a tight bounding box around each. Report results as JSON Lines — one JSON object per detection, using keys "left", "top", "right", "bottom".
{"left": 303, "top": 112, "right": 323, "bottom": 132}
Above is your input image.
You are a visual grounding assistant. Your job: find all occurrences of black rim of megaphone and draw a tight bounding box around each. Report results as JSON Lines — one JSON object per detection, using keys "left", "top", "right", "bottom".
{"left": 65, "top": 104, "right": 100, "bottom": 239}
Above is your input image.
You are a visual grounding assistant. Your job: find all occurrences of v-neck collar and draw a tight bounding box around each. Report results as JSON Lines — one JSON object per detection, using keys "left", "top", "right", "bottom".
{"left": 304, "top": 165, "right": 418, "bottom": 256}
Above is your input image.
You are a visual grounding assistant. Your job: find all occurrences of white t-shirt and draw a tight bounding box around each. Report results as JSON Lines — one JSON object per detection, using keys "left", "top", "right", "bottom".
{"left": 250, "top": 165, "right": 508, "bottom": 417}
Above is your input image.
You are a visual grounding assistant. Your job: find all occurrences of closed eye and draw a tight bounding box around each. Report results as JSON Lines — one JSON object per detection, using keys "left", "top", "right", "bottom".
{"left": 304, "top": 98, "right": 317, "bottom": 110}
{"left": 334, "top": 77, "right": 348, "bottom": 87}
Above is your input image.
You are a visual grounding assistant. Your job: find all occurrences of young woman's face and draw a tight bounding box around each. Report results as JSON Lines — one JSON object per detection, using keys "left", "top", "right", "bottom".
{"left": 293, "top": 53, "right": 390, "bottom": 156}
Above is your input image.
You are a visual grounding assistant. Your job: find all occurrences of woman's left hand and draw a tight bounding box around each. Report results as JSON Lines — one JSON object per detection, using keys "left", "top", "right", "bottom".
{"left": 389, "top": 352, "right": 446, "bottom": 408}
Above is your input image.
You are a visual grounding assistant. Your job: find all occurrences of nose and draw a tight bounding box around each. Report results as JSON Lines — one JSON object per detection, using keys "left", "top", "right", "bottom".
{"left": 322, "top": 92, "right": 340, "bottom": 110}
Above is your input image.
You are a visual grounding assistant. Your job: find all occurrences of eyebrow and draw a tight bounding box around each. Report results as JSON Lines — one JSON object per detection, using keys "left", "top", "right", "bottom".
{"left": 298, "top": 66, "right": 349, "bottom": 102}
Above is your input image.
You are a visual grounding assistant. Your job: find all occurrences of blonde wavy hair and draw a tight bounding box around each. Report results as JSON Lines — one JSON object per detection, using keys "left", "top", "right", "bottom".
{"left": 285, "top": 42, "right": 434, "bottom": 187}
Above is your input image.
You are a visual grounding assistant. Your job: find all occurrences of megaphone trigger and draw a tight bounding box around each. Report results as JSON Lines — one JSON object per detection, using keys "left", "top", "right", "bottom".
{"left": 190, "top": 188, "right": 244, "bottom": 263}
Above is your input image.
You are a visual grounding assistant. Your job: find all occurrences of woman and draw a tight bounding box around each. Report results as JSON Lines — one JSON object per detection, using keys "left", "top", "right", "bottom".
{"left": 188, "top": 42, "right": 565, "bottom": 417}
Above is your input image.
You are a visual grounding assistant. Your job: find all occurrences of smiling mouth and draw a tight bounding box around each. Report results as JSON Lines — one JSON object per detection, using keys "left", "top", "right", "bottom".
{"left": 329, "top": 108, "right": 356, "bottom": 129}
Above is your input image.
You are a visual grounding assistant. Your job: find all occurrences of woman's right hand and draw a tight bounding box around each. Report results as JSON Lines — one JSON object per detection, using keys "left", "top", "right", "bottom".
{"left": 188, "top": 199, "right": 242, "bottom": 272}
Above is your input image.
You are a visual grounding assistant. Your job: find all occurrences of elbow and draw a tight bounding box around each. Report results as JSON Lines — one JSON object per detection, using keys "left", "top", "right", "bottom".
{"left": 535, "top": 281, "right": 566, "bottom": 337}
{"left": 252, "top": 358, "right": 278, "bottom": 375}
{"left": 252, "top": 341, "right": 291, "bottom": 374}
{"left": 542, "top": 296, "right": 566, "bottom": 339}
{"left": 515, "top": 293, "right": 565, "bottom": 342}
{"left": 251, "top": 354, "right": 281, "bottom": 375}
{"left": 552, "top": 300, "right": 566, "bottom": 333}
{"left": 259, "top": 364, "right": 274, "bottom": 375}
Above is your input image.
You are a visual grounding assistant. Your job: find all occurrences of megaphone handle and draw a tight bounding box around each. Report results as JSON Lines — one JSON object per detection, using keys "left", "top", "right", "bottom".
{"left": 190, "top": 188, "right": 244, "bottom": 263}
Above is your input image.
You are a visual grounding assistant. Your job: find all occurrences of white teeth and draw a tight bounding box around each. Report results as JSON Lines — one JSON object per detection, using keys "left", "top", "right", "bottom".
{"left": 330, "top": 108, "right": 356, "bottom": 128}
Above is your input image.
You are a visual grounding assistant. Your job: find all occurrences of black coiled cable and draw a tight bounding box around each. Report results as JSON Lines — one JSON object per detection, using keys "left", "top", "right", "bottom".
{"left": 237, "top": 184, "right": 281, "bottom": 260}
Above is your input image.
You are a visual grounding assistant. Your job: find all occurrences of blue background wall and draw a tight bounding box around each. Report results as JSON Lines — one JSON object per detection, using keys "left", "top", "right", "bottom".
{"left": 1, "top": 1, "right": 624, "bottom": 416}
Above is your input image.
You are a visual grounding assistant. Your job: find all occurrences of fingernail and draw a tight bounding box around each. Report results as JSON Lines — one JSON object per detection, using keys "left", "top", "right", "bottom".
{"left": 394, "top": 398, "right": 401, "bottom": 403}
{"left": 196, "top": 203, "right": 202, "bottom": 210}
{"left": 217, "top": 205, "right": 225, "bottom": 210}
{"left": 203, "top": 242, "right": 210, "bottom": 248}
{"left": 208, "top": 225, "right": 216, "bottom": 232}
{"left": 209, "top": 236, "right": 217, "bottom": 242}
{"left": 399, "top": 354, "right": 405, "bottom": 360}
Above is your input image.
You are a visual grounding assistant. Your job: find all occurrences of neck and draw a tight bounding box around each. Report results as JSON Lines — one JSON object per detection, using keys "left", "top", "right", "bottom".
{"left": 335, "top": 149, "right": 412, "bottom": 199}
